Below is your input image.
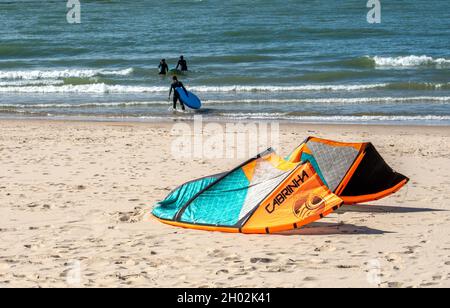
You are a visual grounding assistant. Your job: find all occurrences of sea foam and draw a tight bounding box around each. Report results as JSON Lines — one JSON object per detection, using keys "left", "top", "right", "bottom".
{"left": 370, "top": 55, "right": 450, "bottom": 68}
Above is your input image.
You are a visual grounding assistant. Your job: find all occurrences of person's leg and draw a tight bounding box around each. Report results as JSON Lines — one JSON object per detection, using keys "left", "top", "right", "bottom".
{"left": 180, "top": 100, "right": 186, "bottom": 111}
{"left": 173, "top": 95, "right": 177, "bottom": 109}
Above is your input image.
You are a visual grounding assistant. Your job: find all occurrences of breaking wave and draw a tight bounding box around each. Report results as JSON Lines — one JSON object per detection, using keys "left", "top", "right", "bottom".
{"left": 0, "top": 68, "right": 134, "bottom": 80}
{"left": 217, "top": 113, "right": 450, "bottom": 123}
{"left": 0, "top": 79, "right": 64, "bottom": 87}
{"left": 369, "top": 55, "right": 450, "bottom": 68}
{"left": 1, "top": 96, "right": 449, "bottom": 109}
{"left": 0, "top": 82, "right": 449, "bottom": 94}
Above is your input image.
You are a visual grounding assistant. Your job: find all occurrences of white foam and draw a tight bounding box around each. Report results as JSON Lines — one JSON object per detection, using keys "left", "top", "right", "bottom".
{"left": 0, "top": 101, "right": 169, "bottom": 109}
{"left": 0, "top": 83, "right": 391, "bottom": 94}
{"left": 219, "top": 114, "right": 450, "bottom": 122}
{"left": 190, "top": 84, "right": 388, "bottom": 92}
{"left": 0, "top": 68, "right": 134, "bottom": 80}
{"left": 3, "top": 112, "right": 447, "bottom": 124}
{"left": 0, "top": 79, "right": 64, "bottom": 87}
{"left": 203, "top": 96, "right": 450, "bottom": 104}
{"left": 1, "top": 96, "right": 448, "bottom": 109}
{"left": 0, "top": 84, "right": 164, "bottom": 94}
{"left": 371, "top": 55, "right": 450, "bottom": 68}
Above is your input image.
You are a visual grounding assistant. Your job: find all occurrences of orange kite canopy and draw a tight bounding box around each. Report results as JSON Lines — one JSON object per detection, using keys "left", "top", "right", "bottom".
{"left": 152, "top": 137, "right": 408, "bottom": 234}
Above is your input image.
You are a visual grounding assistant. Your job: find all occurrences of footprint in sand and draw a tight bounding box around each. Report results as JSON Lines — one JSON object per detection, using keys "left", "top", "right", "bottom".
{"left": 386, "top": 281, "right": 403, "bottom": 288}
{"left": 224, "top": 254, "right": 242, "bottom": 263}
{"left": 250, "top": 257, "right": 274, "bottom": 264}
{"left": 112, "top": 207, "right": 146, "bottom": 223}
{"left": 207, "top": 249, "right": 227, "bottom": 258}
{"left": 420, "top": 282, "right": 438, "bottom": 287}
{"left": 386, "top": 253, "right": 402, "bottom": 263}
{"left": 402, "top": 245, "right": 420, "bottom": 255}
{"left": 303, "top": 276, "right": 317, "bottom": 282}
{"left": 314, "top": 244, "right": 337, "bottom": 252}
{"left": 215, "top": 269, "right": 229, "bottom": 275}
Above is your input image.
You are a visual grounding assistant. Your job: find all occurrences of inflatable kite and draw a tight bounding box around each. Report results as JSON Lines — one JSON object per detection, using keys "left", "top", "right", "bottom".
{"left": 285, "top": 137, "right": 409, "bottom": 204}
{"left": 152, "top": 137, "right": 408, "bottom": 234}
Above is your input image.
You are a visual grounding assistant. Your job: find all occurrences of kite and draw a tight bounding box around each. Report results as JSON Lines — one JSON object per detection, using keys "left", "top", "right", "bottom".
{"left": 286, "top": 137, "right": 409, "bottom": 204}
{"left": 152, "top": 137, "right": 408, "bottom": 234}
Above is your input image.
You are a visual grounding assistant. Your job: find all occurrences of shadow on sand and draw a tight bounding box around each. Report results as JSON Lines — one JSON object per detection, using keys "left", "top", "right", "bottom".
{"left": 336, "top": 204, "right": 445, "bottom": 214}
{"left": 276, "top": 204, "right": 445, "bottom": 236}
{"left": 277, "top": 222, "right": 390, "bottom": 236}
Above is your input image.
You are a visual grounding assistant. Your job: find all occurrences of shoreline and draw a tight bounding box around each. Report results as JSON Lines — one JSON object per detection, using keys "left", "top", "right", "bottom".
{"left": 1, "top": 116, "right": 450, "bottom": 128}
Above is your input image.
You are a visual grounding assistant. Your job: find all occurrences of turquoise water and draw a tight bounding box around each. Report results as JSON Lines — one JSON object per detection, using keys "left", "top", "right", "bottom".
{"left": 0, "top": 0, "right": 449, "bottom": 124}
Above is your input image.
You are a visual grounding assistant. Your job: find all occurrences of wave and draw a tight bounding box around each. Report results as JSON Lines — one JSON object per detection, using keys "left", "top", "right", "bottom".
{"left": 193, "top": 84, "right": 391, "bottom": 92}
{"left": 2, "top": 110, "right": 448, "bottom": 124}
{"left": 0, "top": 84, "right": 388, "bottom": 94}
{"left": 0, "top": 68, "right": 134, "bottom": 80}
{"left": 369, "top": 55, "right": 450, "bottom": 68}
{"left": 0, "top": 79, "right": 64, "bottom": 87}
{"left": 384, "top": 82, "right": 450, "bottom": 91}
{"left": 0, "top": 101, "right": 170, "bottom": 109}
{"left": 204, "top": 96, "right": 450, "bottom": 104}
{"left": 216, "top": 113, "right": 450, "bottom": 122}
{"left": 323, "top": 55, "right": 450, "bottom": 69}
{"left": 1, "top": 96, "right": 448, "bottom": 110}
{"left": 325, "top": 57, "right": 376, "bottom": 69}
{"left": 0, "top": 84, "right": 164, "bottom": 94}
{"left": 1, "top": 82, "right": 449, "bottom": 94}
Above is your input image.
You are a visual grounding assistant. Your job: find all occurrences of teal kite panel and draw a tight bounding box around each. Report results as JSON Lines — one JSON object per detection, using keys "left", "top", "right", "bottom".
{"left": 180, "top": 168, "right": 250, "bottom": 226}
{"left": 152, "top": 176, "right": 218, "bottom": 220}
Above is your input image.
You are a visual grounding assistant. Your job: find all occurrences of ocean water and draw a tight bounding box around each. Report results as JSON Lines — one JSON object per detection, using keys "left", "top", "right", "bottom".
{"left": 0, "top": 0, "right": 449, "bottom": 125}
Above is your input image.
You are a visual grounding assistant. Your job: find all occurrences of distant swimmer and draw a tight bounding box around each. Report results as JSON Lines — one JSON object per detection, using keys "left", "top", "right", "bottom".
{"left": 158, "top": 59, "right": 169, "bottom": 75}
{"left": 176, "top": 55, "right": 188, "bottom": 72}
{"left": 169, "top": 76, "right": 187, "bottom": 111}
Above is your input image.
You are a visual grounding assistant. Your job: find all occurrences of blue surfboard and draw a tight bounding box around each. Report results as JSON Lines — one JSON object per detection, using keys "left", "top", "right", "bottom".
{"left": 176, "top": 87, "right": 202, "bottom": 110}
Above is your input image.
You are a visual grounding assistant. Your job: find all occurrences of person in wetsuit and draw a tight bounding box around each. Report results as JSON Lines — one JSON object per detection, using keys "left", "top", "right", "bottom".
{"left": 169, "top": 76, "right": 188, "bottom": 111}
{"left": 176, "top": 56, "right": 188, "bottom": 72}
{"left": 158, "top": 59, "right": 169, "bottom": 75}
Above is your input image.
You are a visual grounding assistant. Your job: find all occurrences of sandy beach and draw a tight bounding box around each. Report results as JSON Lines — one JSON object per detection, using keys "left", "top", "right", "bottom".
{"left": 0, "top": 119, "right": 449, "bottom": 288}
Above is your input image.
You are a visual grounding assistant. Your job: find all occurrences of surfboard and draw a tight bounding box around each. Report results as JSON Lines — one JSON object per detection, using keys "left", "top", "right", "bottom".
{"left": 176, "top": 87, "right": 202, "bottom": 110}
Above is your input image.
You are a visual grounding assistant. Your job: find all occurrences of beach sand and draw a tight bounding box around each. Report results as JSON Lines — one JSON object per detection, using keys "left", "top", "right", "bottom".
{"left": 0, "top": 119, "right": 449, "bottom": 288}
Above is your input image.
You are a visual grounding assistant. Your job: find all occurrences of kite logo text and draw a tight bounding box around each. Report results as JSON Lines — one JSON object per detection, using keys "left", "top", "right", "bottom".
{"left": 265, "top": 170, "right": 310, "bottom": 214}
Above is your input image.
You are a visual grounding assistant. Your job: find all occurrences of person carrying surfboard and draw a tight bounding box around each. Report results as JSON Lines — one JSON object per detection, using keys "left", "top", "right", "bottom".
{"left": 169, "top": 76, "right": 188, "bottom": 111}
{"left": 158, "top": 59, "right": 169, "bottom": 75}
{"left": 175, "top": 56, "right": 188, "bottom": 72}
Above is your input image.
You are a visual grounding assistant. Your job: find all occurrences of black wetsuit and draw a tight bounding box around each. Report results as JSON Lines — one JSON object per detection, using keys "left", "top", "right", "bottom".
{"left": 176, "top": 59, "right": 188, "bottom": 71}
{"left": 170, "top": 81, "right": 187, "bottom": 110}
{"left": 159, "top": 62, "right": 169, "bottom": 75}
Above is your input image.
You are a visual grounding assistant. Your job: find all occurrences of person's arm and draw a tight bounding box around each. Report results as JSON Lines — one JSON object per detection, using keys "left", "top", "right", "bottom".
{"left": 181, "top": 83, "right": 188, "bottom": 95}
{"left": 169, "top": 85, "right": 173, "bottom": 99}
{"left": 175, "top": 61, "right": 180, "bottom": 70}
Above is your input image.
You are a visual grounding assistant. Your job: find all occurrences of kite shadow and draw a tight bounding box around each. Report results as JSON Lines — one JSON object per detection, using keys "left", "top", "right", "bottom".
{"left": 277, "top": 222, "right": 390, "bottom": 236}
{"left": 336, "top": 204, "right": 445, "bottom": 214}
